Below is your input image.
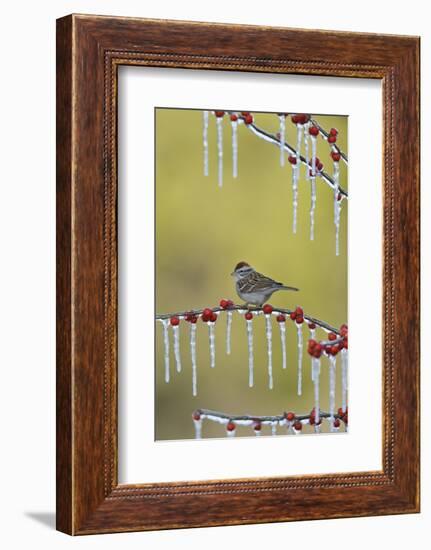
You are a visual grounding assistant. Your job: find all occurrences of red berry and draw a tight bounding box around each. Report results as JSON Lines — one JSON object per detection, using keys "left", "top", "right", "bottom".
{"left": 226, "top": 421, "right": 236, "bottom": 432}
{"left": 295, "top": 306, "right": 303, "bottom": 316}
{"left": 331, "top": 151, "right": 341, "bottom": 162}
{"left": 241, "top": 111, "right": 250, "bottom": 116}
{"left": 338, "top": 407, "right": 344, "bottom": 416}
{"left": 330, "top": 345, "right": 339, "bottom": 355}
{"left": 285, "top": 412, "right": 295, "bottom": 422}
{"left": 340, "top": 324, "right": 348, "bottom": 336}
{"left": 227, "top": 299, "right": 234, "bottom": 308}
{"left": 337, "top": 193, "right": 342, "bottom": 201}
{"left": 313, "top": 349, "right": 322, "bottom": 358}
{"left": 328, "top": 135, "right": 337, "bottom": 144}
{"left": 220, "top": 299, "right": 228, "bottom": 309}
{"left": 203, "top": 308, "right": 212, "bottom": 318}
{"left": 170, "top": 316, "right": 180, "bottom": 326}
{"left": 291, "top": 114, "right": 309, "bottom": 124}
{"left": 253, "top": 421, "right": 262, "bottom": 431}
{"left": 190, "top": 316, "right": 198, "bottom": 324}
{"left": 244, "top": 114, "right": 253, "bottom": 125}
{"left": 245, "top": 311, "right": 253, "bottom": 321}
{"left": 263, "top": 304, "right": 273, "bottom": 315}
{"left": 293, "top": 420, "right": 302, "bottom": 431}
{"left": 308, "top": 322, "right": 316, "bottom": 330}
{"left": 192, "top": 411, "right": 201, "bottom": 421}
{"left": 214, "top": 110, "right": 225, "bottom": 118}
{"left": 328, "top": 332, "right": 337, "bottom": 341}
{"left": 309, "top": 125, "right": 319, "bottom": 136}
{"left": 308, "top": 339, "right": 317, "bottom": 349}
{"left": 230, "top": 113, "right": 238, "bottom": 121}
{"left": 333, "top": 418, "right": 341, "bottom": 428}
{"left": 296, "top": 315, "right": 304, "bottom": 324}
{"left": 329, "top": 128, "right": 338, "bottom": 136}
{"left": 290, "top": 311, "right": 297, "bottom": 321}
{"left": 343, "top": 413, "right": 348, "bottom": 425}
{"left": 277, "top": 314, "right": 286, "bottom": 323}
{"left": 210, "top": 312, "right": 218, "bottom": 322}
{"left": 317, "top": 161, "right": 324, "bottom": 171}
{"left": 288, "top": 155, "right": 297, "bottom": 165}
{"left": 343, "top": 337, "right": 348, "bottom": 350}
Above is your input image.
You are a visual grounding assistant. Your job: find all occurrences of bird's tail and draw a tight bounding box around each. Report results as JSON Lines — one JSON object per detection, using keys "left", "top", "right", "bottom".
{"left": 280, "top": 285, "right": 299, "bottom": 292}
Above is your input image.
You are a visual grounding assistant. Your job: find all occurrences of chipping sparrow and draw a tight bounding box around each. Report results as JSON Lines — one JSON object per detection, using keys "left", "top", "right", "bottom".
{"left": 231, "top": 261, "right": 299, "bottom": 306}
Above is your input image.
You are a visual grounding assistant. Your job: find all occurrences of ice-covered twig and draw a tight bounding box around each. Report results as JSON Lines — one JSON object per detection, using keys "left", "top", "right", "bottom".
{"left": 156, "top": 304, "right": 341, "bottom": 335}
{"left": 244, "top": 120, "right": 348, "bottom": 198}
{"left": 193, "top": 408, "right": 346, "bottom": 428}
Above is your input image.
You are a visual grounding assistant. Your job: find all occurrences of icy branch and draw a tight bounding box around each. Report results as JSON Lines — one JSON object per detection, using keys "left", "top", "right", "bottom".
{"left": 193, "top": 408, "right": 347, "bottom": 438}
{"left": 244, "top": 120, "right": 348, "bottom": 198}
{"left": 155, "top": 304, "right": 341, "bottom": 335}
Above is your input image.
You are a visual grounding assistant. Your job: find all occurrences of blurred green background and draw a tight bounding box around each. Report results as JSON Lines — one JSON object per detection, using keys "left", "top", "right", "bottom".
{"left": 155, "top": 109, "right": 348, "bottom": 440}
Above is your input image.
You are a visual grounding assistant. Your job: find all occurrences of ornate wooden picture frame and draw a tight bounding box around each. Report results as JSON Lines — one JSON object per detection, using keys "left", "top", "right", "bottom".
{"left": 56, "top": 14, "right": 420, "bottom": 535}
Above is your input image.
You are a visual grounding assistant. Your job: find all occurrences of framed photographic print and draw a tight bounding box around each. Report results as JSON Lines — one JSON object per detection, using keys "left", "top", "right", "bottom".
{"left": 56, "top": 14, "right": 420, "bottom": 535}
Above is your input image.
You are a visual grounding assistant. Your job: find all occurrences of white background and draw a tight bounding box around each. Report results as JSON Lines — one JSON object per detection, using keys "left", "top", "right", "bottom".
{"left": 119, "top": 68, "right": 382, "bottom": 483}
{"left": 0, "top": 1, "right": 427, "bottom": 549}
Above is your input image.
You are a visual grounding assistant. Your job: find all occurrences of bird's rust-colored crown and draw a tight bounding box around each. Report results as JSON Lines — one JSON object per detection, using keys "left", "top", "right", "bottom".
{"left": 234, "top": 261, "right": 250, "bottom": 271}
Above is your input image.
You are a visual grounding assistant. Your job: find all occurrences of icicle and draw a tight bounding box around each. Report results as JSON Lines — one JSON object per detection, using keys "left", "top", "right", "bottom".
{"left": 231, "top": 117, "right": 238, "bottom": 178}
{"left": 203, "top": 110, "right": 209, "bottom": 176}
{"left": 254, "top": 427, "right": 262, "bottom": 437}
{"left": 310, "top": 177, "right": 316, "bottom": 240}
{"left": 160, "top": 319, "right": 170, "bottom": 383}
{"left": 309, "top": 326, "right": 316, "bottom": 340}
{"left": 292, "top": 164, "right": 299, "bottom": 233}
{"left": 279, "top": 114, "right": 286, "bottom": 166}
{"left": 271, "top": 423, "right": 277, "bottom": 436}
{"left": 172, "top": 325, "right": 182, "bottom": 373}
{"left": 341, "top": 349, "right": 348, "bottom": 412}
{"left": 296, "top": 322, "right": 303, "bottom": 395}
{"left": 312, "top": 357, "right": 321, "bottom": 424}
{"left": 278, "top": 321, "right": 287, "bottom": 370}
{"left": 296, "top": 123, "right": 304, "bottom": 173}
{"left": 226, "top": 311, "right": 233, "bottom": 355}
{"left": 193, "top": 417, "right": 202, "bottom": 439}
{"left": 190, "top": 323, "right": 197, "bottom": 397}
{"left": 304, "top": 122, "right": 310, "bottom": 180}
{"left": 311, "top": 135, "right": 317, "bottom": 177}
{"left": 333, "top": 161, "right": 341, "bottom": 256}
{"left": 329, "top": 354, "right": 337, "bottom": 429}
{"left": 208, "top": 321, "right": 216, "bottom": 368}
{"left": 246, "top": 319, "right": 254, "bottom": 387}
{"left": 265, "top": 314, "right": 273, "bottom": 389}
{"left": 216, "top": 116, "right": 223, "bottom": 187}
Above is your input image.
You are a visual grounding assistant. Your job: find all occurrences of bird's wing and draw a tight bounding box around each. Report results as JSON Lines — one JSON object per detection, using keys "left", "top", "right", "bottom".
{"left": 239, "top": 271, "right": 282, "bottom": 293}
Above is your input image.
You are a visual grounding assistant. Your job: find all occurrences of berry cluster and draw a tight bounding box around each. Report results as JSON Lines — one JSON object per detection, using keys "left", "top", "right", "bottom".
{"left": 289, "top": 306, "right": 304, "bottom": 324}
{"left": 291, "top": 114, "right": 310, "bottom": 124}
{"left": 219, "top": 299, "right": 234, "bottom": 310}
{"left": 327, "top": 127, "right": 338, "bottom": 144}
{"left": 307, "top": 323, "right": 348, "bottom": 358}
{"left": 337, "top": 407, "right": 348, "bottom": 426}
{"left": 201, "top": 308, "right": 218, "bottom": 323}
